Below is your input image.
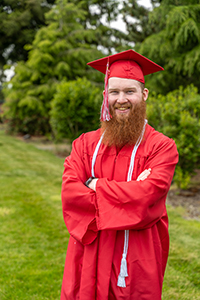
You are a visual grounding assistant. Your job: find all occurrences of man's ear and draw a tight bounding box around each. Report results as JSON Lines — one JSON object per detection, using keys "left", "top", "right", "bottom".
{"left": 143, "top": 88, "right": 149, "bottom": 102}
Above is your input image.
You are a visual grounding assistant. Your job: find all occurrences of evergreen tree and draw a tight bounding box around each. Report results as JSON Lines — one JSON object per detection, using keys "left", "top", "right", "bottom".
{"left": 69, "top": 0, "right": 129, "bottom": 52}
{"left": 0, "top": 0, "right": 55, "bottom": 82}
{"left": 3, "top": 0, "right": 103, "bottom": 135}
{"left": 136, "top": 0, "right": 200, "bottom": 94}
{"left": 120, "top": 0, "right": 159, "bottom": 44}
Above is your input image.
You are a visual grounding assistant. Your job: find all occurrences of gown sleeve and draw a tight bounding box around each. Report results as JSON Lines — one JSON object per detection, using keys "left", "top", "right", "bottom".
{"left": 61, "top": 134, "right": 98, "bottom": 245}
{"left": 95, "top": 136, "right": 179, "bottom": 231}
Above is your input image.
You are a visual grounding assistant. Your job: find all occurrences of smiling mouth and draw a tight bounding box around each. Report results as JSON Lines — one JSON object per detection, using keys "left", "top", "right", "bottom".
{"left": 117, "top": 107, "right": 129, "bottom": 111}
{"left": 115, "top": 105, "right": 131, "bottom": 111}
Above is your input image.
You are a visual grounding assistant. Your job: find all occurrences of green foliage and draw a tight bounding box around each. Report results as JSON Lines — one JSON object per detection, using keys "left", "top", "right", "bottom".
{"left": 173, "top": 166, "right": 191, "bottom": 190}
{"left": 2, "top": 0, "right": 104, "bottom": 135}
{"left": 137, "top": 0, "right": 200, "bottom": 94}
{"left": 0, "top": 0, "right": 55, "bottom": 83}
{"left": 69, "top": 0, "right": 129, "bottom": 52}
{"left": 3, "top": 60, "right": 57, "bottom": 135}
{"left": 147, "top": 84, "right": 200, "bottom": 188}
{"left": 50, "top": 77, "right": 102, "bottom": 140}
{"left": 120, "top": 0, "right": 160, "bottom": 44}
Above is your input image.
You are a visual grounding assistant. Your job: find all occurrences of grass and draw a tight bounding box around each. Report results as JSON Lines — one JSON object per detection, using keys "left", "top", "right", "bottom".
{"left": 0, "top": 128, "right": 68, "bottom": 299}
{"left": 0, "top": 127, "right": 199, "bottom": 299}
{"left": 163, "top": 206, "right": 200, "bottom": 300}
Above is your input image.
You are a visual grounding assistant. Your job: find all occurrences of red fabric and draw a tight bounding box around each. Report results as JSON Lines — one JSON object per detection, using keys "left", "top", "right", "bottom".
{"left": 61, "top": 124, "right": 179, "bottom": 300}
{"left": 109, "top": 60, "right": 145, "bottom": 83}
{"left": 87, "top": 49, "right": 164, "bottom": 77}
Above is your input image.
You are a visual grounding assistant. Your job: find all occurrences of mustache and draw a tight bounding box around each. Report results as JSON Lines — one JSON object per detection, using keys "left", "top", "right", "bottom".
{"left": 113, "top": 103, "right": 132, "bottom": 109}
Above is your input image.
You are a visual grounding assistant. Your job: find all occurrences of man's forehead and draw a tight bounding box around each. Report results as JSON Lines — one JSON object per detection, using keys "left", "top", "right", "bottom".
{"left": 108, "top": 77, "right": 141, "bottom": 88}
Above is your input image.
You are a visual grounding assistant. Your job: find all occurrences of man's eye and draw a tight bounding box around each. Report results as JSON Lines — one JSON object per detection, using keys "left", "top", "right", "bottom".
{"left": 127, "top": 90, "right": 134, "bottom": 94}
{"left": 110, "top": 91, "right": 118, "bottom": 95}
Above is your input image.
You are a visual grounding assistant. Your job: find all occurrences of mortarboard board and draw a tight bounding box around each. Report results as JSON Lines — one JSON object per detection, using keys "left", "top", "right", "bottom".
{"left": 87, "top": 49, "right": 164, "bottom": 121}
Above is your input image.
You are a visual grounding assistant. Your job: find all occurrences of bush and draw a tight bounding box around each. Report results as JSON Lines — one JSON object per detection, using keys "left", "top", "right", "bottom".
{"left": 147, "top": 85, "right": 200, "bottom": 189}
{"left": 50, "top": 77, "right": 102, "bottom": 140}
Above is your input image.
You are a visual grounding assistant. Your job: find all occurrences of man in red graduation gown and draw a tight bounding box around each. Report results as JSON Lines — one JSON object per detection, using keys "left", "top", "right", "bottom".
{"left": 61, "top": 50, "right": 179, "bottom": 300}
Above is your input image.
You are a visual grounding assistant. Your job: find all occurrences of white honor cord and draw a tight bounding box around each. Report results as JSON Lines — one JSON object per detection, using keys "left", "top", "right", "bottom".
{"left": 91, "top": 120, "right": 147, "bottom": 288}
{"left": 127, "top": 119, "right": 147, "bottom": 182}
{"left": 91, "top": 132, "right": 104, "bottom": 178}
{"left": 117, "top": 119, "right": 147, "bottom": 287}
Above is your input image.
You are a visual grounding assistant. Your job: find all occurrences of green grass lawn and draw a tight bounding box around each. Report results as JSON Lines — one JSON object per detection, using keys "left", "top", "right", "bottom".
{"left": 0, "top": 128, "right": 199, "bottom": 299}
{"left": 0, "top": 128, "right": 68, "bottom": 299}
{"left": 163, "top": 206, "right": 200, "bottom": 300}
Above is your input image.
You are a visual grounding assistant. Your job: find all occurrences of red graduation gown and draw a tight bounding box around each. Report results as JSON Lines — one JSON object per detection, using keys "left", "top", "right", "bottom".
{"left": 61, "top": 124, "right": 179, "bottom": 300}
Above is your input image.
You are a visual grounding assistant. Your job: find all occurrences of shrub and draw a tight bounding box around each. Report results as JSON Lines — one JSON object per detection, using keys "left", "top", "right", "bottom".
{"left": 50, "top": 77, "right": 102, "bottom": 140}
{"left": 147, "top": 85, "right": 200, "bottom": 189}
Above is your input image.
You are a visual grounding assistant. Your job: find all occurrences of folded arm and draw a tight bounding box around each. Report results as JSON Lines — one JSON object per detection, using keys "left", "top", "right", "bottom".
{"left": 88, "top": 168, "right": 152, "bottom": 191}
{"left": 62, "top": 134, "right": 178, "bottom": 244}
{"left": 94, "top": 139, "right": 178, "bottom": 231}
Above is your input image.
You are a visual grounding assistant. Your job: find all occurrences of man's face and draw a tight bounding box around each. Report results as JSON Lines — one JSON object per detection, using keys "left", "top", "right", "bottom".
{"left": 101, "top": 77, "right": 148, "bottom": 147}
{"left": 107, "top": 77, "right": 149, "bottom": 119}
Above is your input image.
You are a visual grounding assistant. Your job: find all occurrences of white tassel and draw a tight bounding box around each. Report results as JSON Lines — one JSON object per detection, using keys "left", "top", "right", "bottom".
{"left": 117, "top": 254, "right": 128, "bottom": 287}
{"left": 117, "top": 232, "right": 129, "bottom": 288}
{"left": 119, "top": 254, "right": 128, "bottom": 277}
{"left": 117, "top": 274, "right": 126, "bottom": 288}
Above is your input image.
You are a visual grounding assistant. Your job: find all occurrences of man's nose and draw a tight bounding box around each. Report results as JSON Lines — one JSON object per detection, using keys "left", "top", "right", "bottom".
{"left": 117, "top": 92, "right": 128, "bottom": 103}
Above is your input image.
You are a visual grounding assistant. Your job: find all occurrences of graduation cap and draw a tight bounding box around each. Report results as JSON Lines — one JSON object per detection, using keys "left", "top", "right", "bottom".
{"left": 87, "top": 49, "right": 164, "bottom": 121}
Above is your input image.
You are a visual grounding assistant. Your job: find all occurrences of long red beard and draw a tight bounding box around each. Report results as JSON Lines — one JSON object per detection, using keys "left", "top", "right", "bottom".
{"left": 101, "top": 100, "right": 146, "bottom": 147}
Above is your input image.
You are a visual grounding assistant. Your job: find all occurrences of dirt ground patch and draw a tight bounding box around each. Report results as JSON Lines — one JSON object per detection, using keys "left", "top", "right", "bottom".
{"left": 167, "top": 170, "right": 200, "bottom": 220}
{"left": 167, "top": 188, "right": 200, "bottom": 220}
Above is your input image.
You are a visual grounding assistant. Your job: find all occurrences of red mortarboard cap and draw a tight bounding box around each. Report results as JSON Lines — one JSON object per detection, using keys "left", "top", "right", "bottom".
{"left": 87, "top": 49, "right": 163, "bottom": 83}
{"left": 87, "top": 49, "right": 164, "bottom": 121}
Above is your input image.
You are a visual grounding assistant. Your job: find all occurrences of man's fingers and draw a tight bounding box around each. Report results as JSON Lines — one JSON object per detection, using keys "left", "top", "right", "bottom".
{"left": 136, "top": 168, "right": 151, "bottom": 181}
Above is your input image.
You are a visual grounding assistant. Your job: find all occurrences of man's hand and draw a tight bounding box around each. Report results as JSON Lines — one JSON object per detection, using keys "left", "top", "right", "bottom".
{"left": 88, "top": 178, "right": 98, "bottom": 191}
{"left": 136, "top": 168, "right": 151, "bottom": 181}
{"left": 87, "top": 168, "right": 151, "bottom": 192}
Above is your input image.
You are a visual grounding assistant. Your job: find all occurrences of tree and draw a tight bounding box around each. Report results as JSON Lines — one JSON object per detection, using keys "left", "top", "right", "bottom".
{"left": 66, "top": 0, "right": 130, "bottom": 53}
{"left": 120, "top": 0, "right": 161, "bottom": 44}
{"left": 136, "top": 0, "right": 200, "bottom": 94}
{"left": 3, "top": 0, "right": 105, "bottom": 135}
{"left": 0, "top": 0, "right": 55, "bottom": 82}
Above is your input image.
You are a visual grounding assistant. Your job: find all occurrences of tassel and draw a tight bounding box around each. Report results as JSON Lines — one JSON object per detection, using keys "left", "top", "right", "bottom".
{"left": 119, "top": 254, "right": 128, "bottom": 277}
{"left": 117, "top": 253, "right": 128, "bottom": 287}
{"left": 101, "top": 61, "right": 112, "bottom": 121}
{"left": 117, "top": 230, "right": 129, "bottom": 288}
{"left": 117, "top": 274, "right": 126, "bottom": 288}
